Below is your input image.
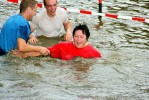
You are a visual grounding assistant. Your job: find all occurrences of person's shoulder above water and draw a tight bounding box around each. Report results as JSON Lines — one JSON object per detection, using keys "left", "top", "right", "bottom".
{"left": 84, "top": 44, "right": 102, "bottom": 58}
{"left": 32, "top": 9, "right": 46, "bottom": 20}
{"left": 56, "top": 7, "right": 67, "bottom": 17}
{"left": 6, "top": 14, "right": 28, "bottom": 24}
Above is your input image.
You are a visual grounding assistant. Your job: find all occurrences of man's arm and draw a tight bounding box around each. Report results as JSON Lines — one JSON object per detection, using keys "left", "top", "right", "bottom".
{"left": 30, "top": 25, "right": 35, "bottom": 33}
{"left": 17, "top": 38, "right": 49, "bottom": 55}
{"left": 12, "top": 50, "right": 42, "bottom": 58}
{"left": 63, "top": 20, "right": 73, "bottom": 41}
{"left": 23, "top": 51, "right": 50, "bottom": 58}
{"left": 28, "top": 25, "right": 38, "bottom": 44}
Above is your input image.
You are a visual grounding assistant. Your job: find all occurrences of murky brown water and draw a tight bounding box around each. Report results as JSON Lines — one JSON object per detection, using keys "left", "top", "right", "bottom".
{"left": 0, "top": 0, "right": 149, "bottom": 100}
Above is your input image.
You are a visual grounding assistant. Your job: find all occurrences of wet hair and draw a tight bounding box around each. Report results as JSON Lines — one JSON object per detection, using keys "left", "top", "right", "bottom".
{"left": 43, "top": 0, "right": 57, "bottom": 6}
{"left": 73, "top": 24, "right": 90, "bottom": 40}
{"left": 20, "top": 0, "right": 37, "bottom": 13}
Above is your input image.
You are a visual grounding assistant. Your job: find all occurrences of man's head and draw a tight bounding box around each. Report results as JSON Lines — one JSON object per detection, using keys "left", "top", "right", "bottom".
{"left": 20, "top": 0, "right": 38, "bottom": 20}
{"left": 43, "top": 0, "right": 58, "bottom": 16}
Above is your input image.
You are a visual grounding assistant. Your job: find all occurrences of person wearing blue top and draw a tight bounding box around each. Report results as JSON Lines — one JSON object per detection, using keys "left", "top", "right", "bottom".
{"left": 0, "top": 0, "right": 49, "bottom": 56}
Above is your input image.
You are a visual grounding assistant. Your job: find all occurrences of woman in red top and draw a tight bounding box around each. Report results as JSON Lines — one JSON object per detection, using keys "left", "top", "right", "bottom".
{"left": 13, "top": 24, "right": 101, "bottom": 60}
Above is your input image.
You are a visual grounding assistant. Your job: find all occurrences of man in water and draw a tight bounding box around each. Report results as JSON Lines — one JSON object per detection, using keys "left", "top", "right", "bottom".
{"left": 29, "top": 0, "right": 72, "bottom": 43}
{"left": 0, "top": 0, "right": 49, "bottom": 56}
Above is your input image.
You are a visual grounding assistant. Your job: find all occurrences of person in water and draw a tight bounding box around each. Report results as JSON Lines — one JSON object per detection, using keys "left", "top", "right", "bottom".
{"left": 29, "top": 0, "right": 72, "bottom": 43}
{"left": 0, "top": 0, "right": 49, "bottom": 56}
{"left": 14, "top": 24, "right": 101, "bottom": 60}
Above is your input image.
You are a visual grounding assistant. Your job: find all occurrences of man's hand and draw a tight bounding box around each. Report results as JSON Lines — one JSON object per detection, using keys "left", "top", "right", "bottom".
{"left": 29, "top": 36, "right": 38, "bottom": 44}
{"left": 40, "top": 47, "right": 50, "bottom": 56}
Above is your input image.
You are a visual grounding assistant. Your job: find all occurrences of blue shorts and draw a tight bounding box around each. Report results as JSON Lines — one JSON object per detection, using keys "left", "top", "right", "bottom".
{"left": 0, "top": 48, "right": 6, "bottom": 56}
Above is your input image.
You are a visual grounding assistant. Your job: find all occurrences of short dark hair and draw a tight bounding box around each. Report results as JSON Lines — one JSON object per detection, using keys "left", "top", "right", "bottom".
{"left": 73, "top": 24, "right": 90, "bottom": 40}
{"left": 20, "top": 0, "right": 37, "bottom": 13}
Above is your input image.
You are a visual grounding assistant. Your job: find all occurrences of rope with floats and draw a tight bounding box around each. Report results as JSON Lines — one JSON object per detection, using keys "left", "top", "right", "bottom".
{"left": 3, "top": 0, "right": 149, "bottom": 23}
{"left": 63, "top": 8, "right": 149, "bottom": 23}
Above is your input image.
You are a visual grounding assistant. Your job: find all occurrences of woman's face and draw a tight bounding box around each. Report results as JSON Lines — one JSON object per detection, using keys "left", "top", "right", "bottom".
{"left": 73, "top": 30, "right": 87, "bottom": 48}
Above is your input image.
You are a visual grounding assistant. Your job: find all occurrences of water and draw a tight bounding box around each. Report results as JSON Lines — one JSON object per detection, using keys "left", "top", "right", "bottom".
{"left": 0, "top": 0, "right": 149, "bottom": 100}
